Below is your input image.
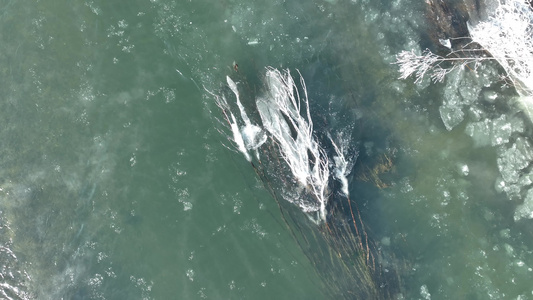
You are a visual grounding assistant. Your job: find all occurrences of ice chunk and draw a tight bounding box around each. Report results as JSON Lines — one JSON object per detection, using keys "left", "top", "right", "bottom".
{"left": 468, "top": 105, "right": 486, "bottom": 122}
{"left": 458, "top": 83, "right": 481, "bottom": 106}
{"left": 499, "top": 228, "right": 511, "bottom": 239}
{"left": 515, "top": 189, "right": 533, "bottom": 221}
{"left": 247, "top": 38, "right": 260, "bottom": 45}
{"left": 466, "top": 115, "right": 524, "bottom": 147}
{"left": 439, "top": 38, "right": 451, "bottom": 49}
{"left": 497, "top": 137, "right": 533, "bottom": 183}
{"left": 491, "top": 115, "right": 524, "bottom": 146}
{"left": 504, "top": 243, "right": 515, "bottom": 256}
{"left": 443, "top": 70, "right": 482, "bottom": 106}
{"left": 518, "top": 169, "right": 533, "bottom": 187}
{"left": 465, "top": 119, "right": 492, "bottom": 146}
{"left": 482, "top": 90, "right": 498, "bottom": 103}
{"left": 457, "top": 163, "right": 469, "bottom": 176}
{"left": 443, "top": 85, "right": 463, "bottom": 106}
{"left": 438, "top": 69, "right": 485, "bottom": 130}
{"left": 439, "top": 104, "right": 464, "bottom": 131}
{"left": 491, "top": 116, "right": 514, "bottom": 146}
{"left": 420, "top": 285, "right": 431, "bottom": 300}
{"left": 494, "top": 177, "right": 521, "bottom": 198}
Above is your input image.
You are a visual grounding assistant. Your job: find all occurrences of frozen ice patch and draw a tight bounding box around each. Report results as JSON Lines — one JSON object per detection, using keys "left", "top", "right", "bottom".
{"left": 182, "top": 201, "right": 193, "bottom": 211}
{"left": 514, "top": 189, "right": 533, "bottom": 221}
{"left": 439, "top": 104, "right": 464, "bottom": 131}
{"left": 186, "top": 269, "right": 195, "bottom": 281}
{"left": 420, "top": 284, "right": 431, "bottom": 300}
{"left": 466, "top": 115, "right": 524, "bottom": 147}
{"left": 497, "top": 137, "right": 533, "bottom": 184}
{"left": 457, "top": 163, "right": 469, "bottom": 176}
{"left": 439, "top": 38, "right": 451, "bottom": 49}
{"left": 247, "top": 38, "right": 260, "bottom": 45}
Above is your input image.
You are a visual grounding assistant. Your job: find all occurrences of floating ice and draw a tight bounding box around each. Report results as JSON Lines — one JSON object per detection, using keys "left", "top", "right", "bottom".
{"left": 465, "top": 119, "right": 492, "bottom": 147}
{"left": 482, "top": 90, "right": 498, "bottom": 103}
{"left": 466, "top": 115, "right": 524, "bottom": 147}
{"left": 494, "top": 177, "right": 521, "bottom": 197}
{"left": 457, "top": 163, "right": 469, "bottom": 176}
{"left": 458, "top": 83, "right": 481, "bottom": 106}
{"left": 497, "top": 137, "right": 533, "bottom": 184}
{"left": 247, "top": 38, "right": 260, "bottom": 45}
{"left": 499, "top": 228, "right": 511, "bottom": 239}
{"left": 494, "top": 136, "right": 533, "bottom": 198}
{"left": 514, "top": 189, "right": 533, "bottom": 221}
{"left": 439, "top": 38, "right": 451, "bottom": 49}
{"left": 186, "top": 269, "right": 195, "bottom": 281}
{"left": 439, "top": 104, "right": 464, "bottom": 131}
{"left": 439, "top": 70, "right": 487, "bottom": 131}
{"left": 420, "top": 284, "right": 431, "bottom": 300}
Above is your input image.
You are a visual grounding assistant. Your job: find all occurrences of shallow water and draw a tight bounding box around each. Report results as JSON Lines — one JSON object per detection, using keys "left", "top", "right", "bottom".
{"left": 1, "top": 0, "right": 533, "bottom": 299}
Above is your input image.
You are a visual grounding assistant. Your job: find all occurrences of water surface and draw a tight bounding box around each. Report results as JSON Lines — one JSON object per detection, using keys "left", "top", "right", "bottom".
{"left": 1, "top": 0, "right": 533, "bottom": 299}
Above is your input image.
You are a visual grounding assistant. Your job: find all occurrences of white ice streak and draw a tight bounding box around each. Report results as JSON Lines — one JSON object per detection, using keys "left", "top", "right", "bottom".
{"left": 329, "top": 133, "right": 354, "bottom": 197}
{"left": 229, "top": 113, "right": 252, "bottom": 162}
{"left": 257, "top": 68, "right": 331, "bottom": 221}
{"left": 226, "top": 76, "right": 267, "bottom": 161}
{"left": 212, "top": 77, "right": 266, "bottom": 162}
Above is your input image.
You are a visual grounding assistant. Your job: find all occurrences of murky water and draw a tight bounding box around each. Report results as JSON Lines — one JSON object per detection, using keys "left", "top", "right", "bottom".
{"left": 1, "top": 0, "right": 533, "bottom": 299}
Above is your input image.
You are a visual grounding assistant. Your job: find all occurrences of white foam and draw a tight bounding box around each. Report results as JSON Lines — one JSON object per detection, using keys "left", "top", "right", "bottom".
{"left": 329, "top": 133, "right": 355, "bottom": 197}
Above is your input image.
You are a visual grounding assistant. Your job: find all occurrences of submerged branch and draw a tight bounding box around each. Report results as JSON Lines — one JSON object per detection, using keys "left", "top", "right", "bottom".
{"left": 257, "top": 68, "right": 331, "bottom": 221}
{"left": 211, "top": 67, "right": 402, "bottom": 299}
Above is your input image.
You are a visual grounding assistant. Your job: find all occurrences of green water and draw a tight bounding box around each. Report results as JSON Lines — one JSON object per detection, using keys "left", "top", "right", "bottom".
{"left": 1, "top": 0, "right": 533, "bottom": 299}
